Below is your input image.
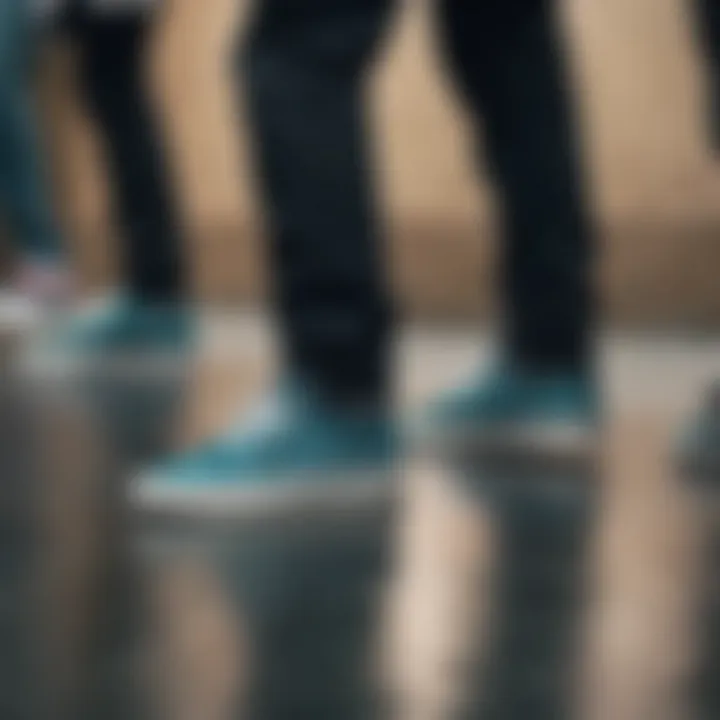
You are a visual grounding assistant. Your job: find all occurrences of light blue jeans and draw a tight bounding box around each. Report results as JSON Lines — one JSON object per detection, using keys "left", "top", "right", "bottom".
{"left": 0, "top": 1, "right": 63, "bottom": 260}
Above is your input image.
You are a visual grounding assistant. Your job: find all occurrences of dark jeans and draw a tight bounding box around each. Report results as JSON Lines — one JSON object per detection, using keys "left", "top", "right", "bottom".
{"left": 61, "top": 7, "right": 185, "bottom": 301}
{"left": 693, "top": 0, "right": 720, "bottom": 151}
{"left": 241, "top": 0, "right": 594, "bottom": 403}
{"left": 0, "top": 1, "right": 64, "bottom": 259}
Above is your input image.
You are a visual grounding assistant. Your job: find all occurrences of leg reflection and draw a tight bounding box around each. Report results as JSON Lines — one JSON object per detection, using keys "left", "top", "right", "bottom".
{"left": 450, "top": 447, "right": 600, "bottom": 720}
{"left": 0, "top": 376, "right": 43, "bottom": 720}
{"left": 75, "top": 363, "right": 192, "bottom": 720}
{"left": 0, "top": 368, "right": 116, "bottom": 720}
{"left": 679, "top": 386, "right": 720, "bottom": 720}
{"left": 14, "top": 358, "right": 193, "bottom": 720}
{"left": 136, "top": 485, "right": 398, "bottom": 720}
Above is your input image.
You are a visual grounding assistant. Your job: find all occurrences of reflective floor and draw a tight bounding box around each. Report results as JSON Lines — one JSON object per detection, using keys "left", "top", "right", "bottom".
{"left": 1, "top": 314, "right": 719, "bottom": 720}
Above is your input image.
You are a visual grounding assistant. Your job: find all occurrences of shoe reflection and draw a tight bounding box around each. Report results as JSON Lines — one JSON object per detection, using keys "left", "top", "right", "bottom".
{"left": 448, "top": 446, "right": 601, "bottom": 720}
{"left": 136, "top": 475, "right": 398, "bottom": 720}
{"left": 682, "top": 441, "right": 720, "bottom": 720}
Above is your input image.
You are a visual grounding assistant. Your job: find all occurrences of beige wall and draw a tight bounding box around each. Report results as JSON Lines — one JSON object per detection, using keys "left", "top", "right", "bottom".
{"left": 45, "top": 0, "right": 720, "bottom": 327}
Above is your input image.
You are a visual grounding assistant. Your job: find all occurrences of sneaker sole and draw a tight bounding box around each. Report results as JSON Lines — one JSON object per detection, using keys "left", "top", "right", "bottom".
{"left": 130, "top": 468, "right": 398, "bottom": 527}
{"left": 424, "top": 421, "right": 599, "bottom": 463}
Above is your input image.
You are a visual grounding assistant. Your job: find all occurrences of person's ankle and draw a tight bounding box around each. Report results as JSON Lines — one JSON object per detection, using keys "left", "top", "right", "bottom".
{"left": 129, "top": 280, "right": 187, "bottom": 305}
{"left": 286, "top": 370, "right": 391, "bottom": 419}
{"left": 507, "top": 356, "right": 594, "bottom": 382}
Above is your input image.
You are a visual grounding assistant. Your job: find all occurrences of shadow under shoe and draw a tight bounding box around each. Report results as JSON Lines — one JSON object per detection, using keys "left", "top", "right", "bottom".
{"left": 451, "top": 445, "right": 601, "bottom": 720}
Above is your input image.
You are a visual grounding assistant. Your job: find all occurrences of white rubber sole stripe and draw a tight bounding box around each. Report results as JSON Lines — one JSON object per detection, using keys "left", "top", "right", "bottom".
{"left": 130, "top": 469, "right": 397, "bottom": 524}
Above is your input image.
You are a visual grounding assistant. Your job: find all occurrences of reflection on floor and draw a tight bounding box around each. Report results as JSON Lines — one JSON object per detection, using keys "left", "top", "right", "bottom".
{"left": 1, "top": 314, "right": 719, "bottom": 720}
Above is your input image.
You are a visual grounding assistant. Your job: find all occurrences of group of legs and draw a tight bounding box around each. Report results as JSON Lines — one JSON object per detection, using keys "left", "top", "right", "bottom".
{"left": 1, "top": 1, "right": 719, "bottom": 718}
{"left": 1, "top": 0, "right": 717, "bottom": 497}
{"left": 0, "top": 0, "right": 604, "bottom": 504}
{"left": 140, "top": 0, "right": 601, "bottom": 507}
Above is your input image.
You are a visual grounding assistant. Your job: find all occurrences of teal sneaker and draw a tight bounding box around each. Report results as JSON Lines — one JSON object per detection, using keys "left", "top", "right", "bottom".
{"left": 678, "top": 383, "right": 720, "bottom": 482}
{"left": 51, "top": 293, "right": 191, "bottom": 352}
{"left": 22, "top": 293, "right": 193, "bottom": 377}
{"left": 131, "top": 380, "right": 398, "bottom": 522}
{"left": 418, "top": 364, "right": 600, "bottom": 458}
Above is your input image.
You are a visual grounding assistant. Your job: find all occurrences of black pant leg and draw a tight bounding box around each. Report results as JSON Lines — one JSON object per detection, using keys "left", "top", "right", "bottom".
{"left": 693, "top": 0, "right": 720, "bottom": 151}
{"left": 241, "top": 0, "right": 395, "bottom": 404}
{"left": 437, "top": 0, "right": 594, "bottom": 372}
{"left": 71, "top": 11, "right": 185, "bottom": 302}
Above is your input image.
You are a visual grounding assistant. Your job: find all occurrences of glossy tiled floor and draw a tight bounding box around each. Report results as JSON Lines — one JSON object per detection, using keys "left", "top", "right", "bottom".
{"left": 5, "top": 315, "right": 720, "bottom": 720}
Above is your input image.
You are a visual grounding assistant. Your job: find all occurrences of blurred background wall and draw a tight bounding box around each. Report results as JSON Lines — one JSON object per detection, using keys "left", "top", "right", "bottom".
{"left": 40, "top": 0, "right": 720, "bottom": 329}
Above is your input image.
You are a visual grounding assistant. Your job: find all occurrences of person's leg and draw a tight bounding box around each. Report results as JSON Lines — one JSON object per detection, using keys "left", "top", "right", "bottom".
{"left": 29, "top": 8, "right": 190, "bottom": 359}
{"left": 438, "top": 0, "right": 593, "bottom": 372}
{"left": 430, "top": 9, "right": 598, "bottom": 719}
{"left": 692, "top": 0, "right": 720, "bottom": 151}
{"left": 0, "top": 3, "right": 73, "bottom": 332}
{"left": 242, "top": 0, "right": 395, "bottom": 406}
{"left": 133, "top": 0, "right": 398, "bottom": 522}
{"left": 420, "top": 0, "right": 597, "bottom": 455}
{"left": 0, "top": 2, "right": 65, "bottom": 264}
{"left": 676, "top": 2, "right": 720, "bottom": 479}
{"left": 133, "top": 9, "right": 398, "bottom": 717}
{"left": 71, "top": 9, "right": 185, "bottom": 303}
